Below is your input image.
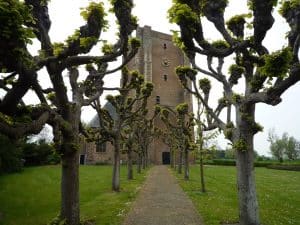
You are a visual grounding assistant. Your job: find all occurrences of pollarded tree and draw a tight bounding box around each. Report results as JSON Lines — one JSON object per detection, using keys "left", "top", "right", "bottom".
{"left": 160, "top": 103, "right": 195, "bottom": 180}
{"left": 168, "top": 0, "right": 300, "bottom": 224}
{"left": 91, "top": 68, "right": 153, "bottom": 191}
{"left": 132, "top": 106, "right": 160, "bottom": 172}
{"left": 0, "top": 1, "right": 139, "bottom": 224}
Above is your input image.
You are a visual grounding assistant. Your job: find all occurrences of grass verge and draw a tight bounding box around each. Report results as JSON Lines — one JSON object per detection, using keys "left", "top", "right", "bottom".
{"left": 0, "top": 165, "right": 148, "bottom": 225}
{"left": 173, "top": 165, "right": 300, "bottom": 225}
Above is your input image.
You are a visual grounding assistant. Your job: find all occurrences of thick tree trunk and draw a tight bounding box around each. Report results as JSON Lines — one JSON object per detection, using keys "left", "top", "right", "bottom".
{"left": 61, "top": 150, "right": 80, "bottom": 225}
{"left": 60, "top": 103, "right": 81, "bottom": 225}
{"left": 184, "top": 150, "right": 189, "bottom": 180}
{"left": 127, "top": 149, "right": 133, "bottom": 180}
{"left": 178, "top": 150, "right": 182, "bottom": 174}
{"left": 235, "top": 105, "right": 260, "bottom": 225}
{"left": 112, "top": 139, "right": 121, "bottom": 192}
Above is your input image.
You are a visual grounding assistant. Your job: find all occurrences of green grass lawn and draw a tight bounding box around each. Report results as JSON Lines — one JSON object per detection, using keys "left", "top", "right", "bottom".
{"left": 0, "top": 165, "right": 148, "bottom": 225}
{"left": 174, "top": 165, "right": 300, "bottom": 225}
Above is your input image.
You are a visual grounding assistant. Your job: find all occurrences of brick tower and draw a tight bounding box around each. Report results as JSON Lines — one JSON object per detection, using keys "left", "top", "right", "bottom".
{"left": 128, "top": 26, "right": 193, "bottom": 165}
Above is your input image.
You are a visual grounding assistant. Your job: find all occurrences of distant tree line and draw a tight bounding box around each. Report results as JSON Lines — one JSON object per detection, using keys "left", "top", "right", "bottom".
{"left": 268, "top": 129, "right": 300, "bottom": 162}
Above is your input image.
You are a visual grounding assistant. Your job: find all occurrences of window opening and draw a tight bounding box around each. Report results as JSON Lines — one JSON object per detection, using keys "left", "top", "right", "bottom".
{"left": 96, "top": 142, "right": 106, "bottom": 152}
{"left": 163, "top": 74, "right": 168, "bottom": 81}
{"left": 156, "top": 96, "right": 160, "bottom": 104}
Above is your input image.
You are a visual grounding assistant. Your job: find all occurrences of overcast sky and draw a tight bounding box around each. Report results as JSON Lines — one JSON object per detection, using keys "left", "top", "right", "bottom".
{"left": 26, "top": 0, "right": 300, "bottom": 156}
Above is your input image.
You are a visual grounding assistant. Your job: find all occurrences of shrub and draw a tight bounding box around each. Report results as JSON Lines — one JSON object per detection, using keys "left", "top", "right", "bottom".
{"left": 204, "top": 159, "right": 276, "bottom": 168}
{"left": 208, "top": 159, "right": 236, "bottom": 166}
{"left": 22, "top": 140, "right": 60, "bottom": 166}
{"left": 267, "top": 164, "right": 300, "bottom": 171}
{"left": 254, "top": 161, "right": 275, "bottom": 167}
{"left": 0, "top": 135, "right": 23, "bottom": 174}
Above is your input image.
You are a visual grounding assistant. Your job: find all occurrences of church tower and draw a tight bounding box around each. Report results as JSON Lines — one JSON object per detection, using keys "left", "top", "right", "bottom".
{"left": 128, "top": 26, "right": 193, "bottom": 164}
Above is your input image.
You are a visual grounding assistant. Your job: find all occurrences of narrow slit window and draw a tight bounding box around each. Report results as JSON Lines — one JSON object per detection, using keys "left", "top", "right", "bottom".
{"left": 163, "top": 74, "right": 168, "bottom": 81}
{"left": 156, "top": 96, "right": 160, "bottom": 104}
{"left": 163, "top": 43, "right": 167, "bottom": 49}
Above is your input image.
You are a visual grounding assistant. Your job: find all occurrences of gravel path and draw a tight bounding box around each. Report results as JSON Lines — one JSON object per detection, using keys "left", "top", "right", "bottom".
{"left": 122, "top": 165, "right": 204, "bottom": 225}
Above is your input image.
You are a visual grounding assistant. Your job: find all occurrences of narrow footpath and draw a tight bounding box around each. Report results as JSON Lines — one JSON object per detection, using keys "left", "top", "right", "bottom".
{"left": 122, "top": 166, "right": 204, "bottom": 225}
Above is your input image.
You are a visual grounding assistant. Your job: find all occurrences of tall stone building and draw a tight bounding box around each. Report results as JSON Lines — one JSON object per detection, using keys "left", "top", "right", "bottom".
{"left": 127, "top": 26, "right": 193, "bottom": 164}
{"left": 80, "top": 26, "right": 193, "bottom": 165}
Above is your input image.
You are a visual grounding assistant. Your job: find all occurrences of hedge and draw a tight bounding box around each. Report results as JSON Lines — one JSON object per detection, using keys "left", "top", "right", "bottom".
{"left": 267, "top": 164, "right": 300, "bottom": 171}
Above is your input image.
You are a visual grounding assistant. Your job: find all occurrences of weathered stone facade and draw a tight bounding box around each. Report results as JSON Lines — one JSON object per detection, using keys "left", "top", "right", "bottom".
{"left": 80, "top": 26, "right": 193, "bottom": 165}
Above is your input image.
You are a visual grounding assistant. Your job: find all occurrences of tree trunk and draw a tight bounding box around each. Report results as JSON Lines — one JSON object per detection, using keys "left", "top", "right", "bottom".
{"left": 173, "top": 149, "right": 176, "bottom": 170}
{"left": 112, "top": 139, "right": 120, "bottom": 191}
{"left": 61, "top": 150, "right": 80, "bottom": 225}
{"left": 184, "top": 149, "right": 189, "bottom": 180}
{"left": 144, "top": 146, "right": 149, "bottom": 168}
{"left": 127, "top": 149, "right": 133, "bottom": 180}
{"left": 178, "top": 150, "right": 182, "bottom": 174}
{"left": 137, "top": 153, "right": 142, "bottom": 174}
{"left": 142, "top": 151, "right": 146, "bottom": 170}
{"left": 235, "top": 105, "right": 260, "bottom": 225}
{"left": 60, "top": 103, "right": 81, "bottom": 225}
{"left": 170, "top": 149, "right": 174, "bottom": 168}
{"left": 199, "top": 149, "right": 206, "bottom": 192}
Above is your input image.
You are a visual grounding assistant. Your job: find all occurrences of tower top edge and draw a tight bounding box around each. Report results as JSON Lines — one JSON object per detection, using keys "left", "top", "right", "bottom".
{"left": 137, "top": 25, "right": 172, "bottom": 41}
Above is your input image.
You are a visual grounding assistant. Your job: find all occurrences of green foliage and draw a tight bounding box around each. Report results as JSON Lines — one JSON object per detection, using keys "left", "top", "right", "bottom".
{"left": 0, "top": 0, "right": 35, "bottom": 63}
{"left": 168, "top": 3, "right": 199, "bottom": 27}
{"left": 259, "top": 47, "right": 293, "bottom": 78}
{"left": 176, "top": 103, "right": 189, "bottom": 115}
{"left": 226, "top": 14, "right": 247, "bottom": 28}
{"left": 0, "top": 135, "right": 23, "bottom": 174}
{"left": 218, "top": 97, "right": 228, "bottom": 106}
{"left": 0, "top": 1, "right": 35, "bottom": 43}
{"left": 129, "top": 37, "right": 141, "bottom": 49}
{"left": 248, "top": 0, "right": 278, "bottom": 10}
{"left": 228, "top": 64, "right": 245, "bottom": 76}
{"left": 109, "top": 0, "right": 134, "bottom": 13}
{"left": 232, "top": 93, "right": 243, "bottom": 104}
{"left": 279, "top": 0, "right": 300, "bottom": 17}
{"left": 22, "top": 141, "right": 60, "bottom": 166}
{"left": 80, "top": 37, "right": 98, "bottom": 49}
{"left": 176, "top": 66, "right": 197, "bottom": 85}
{"left": 161, "top": 108, "right": 170, "bottom": 118}
{"left": 199, "top": 78, "right": 211, "bottom": 94}
{"left": 233, "top": 139, "right": 247, "bottom": 151}
{"left": 211, "top": 40, "right": 230, "bottom": 49}
{"left": 101, "top": 43, "right": 114, "bottom": 55}
{"left": 224, "top": 122, "right": 234, "bottom": 139}
{"left": 171, "top": 30, "right": 186, "bottom": 51}
{"left": 65, "top": 29, "right": 81, "bottom": 45}
{"left": 80, "top": 2, "right": 107, "bottom": 29}
{"left": 141, "top": 82, "right": 154, "bottom": 97}
{"left": 52, "top": 42, "right": 66, "bottom": 57}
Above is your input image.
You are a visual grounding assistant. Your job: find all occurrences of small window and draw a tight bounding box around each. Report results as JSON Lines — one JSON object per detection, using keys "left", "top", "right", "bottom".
{"left": 156, "top": 96, "right": 160, "bottom": 104}
{"left": 163, "top": 43, "right": 167, "bottom": 49}
{"left": 96, "top": 142, "right": 106, "bottom": 152}
{"left": 163, "top": 74, "right": 168, "bottom": 81}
